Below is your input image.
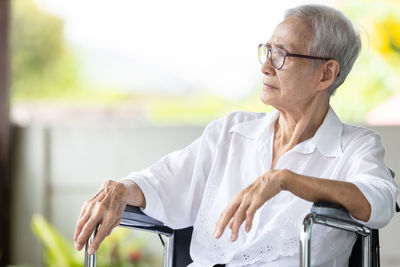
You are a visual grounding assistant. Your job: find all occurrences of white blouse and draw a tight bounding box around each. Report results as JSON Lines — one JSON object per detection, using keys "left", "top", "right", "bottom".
{"left": 124, "top": 107, "right": 398, "bottom": 267}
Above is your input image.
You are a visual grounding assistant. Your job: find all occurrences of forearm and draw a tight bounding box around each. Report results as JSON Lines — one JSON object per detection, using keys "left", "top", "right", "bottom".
{"left": 281, "top": 169, "right": 371, "bottom": 222}
{"left": 120, "top": 179, "right": 146, "bottom": 209}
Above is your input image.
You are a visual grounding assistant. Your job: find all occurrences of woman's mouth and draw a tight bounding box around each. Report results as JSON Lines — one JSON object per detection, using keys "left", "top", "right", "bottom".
{"left": 263, "top": 83, "right": 278, "bottom": 90}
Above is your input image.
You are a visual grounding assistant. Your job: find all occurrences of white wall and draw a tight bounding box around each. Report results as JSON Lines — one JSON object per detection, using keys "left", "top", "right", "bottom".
{"left": 10, "top": 123, "right": 400, "bottom": 267}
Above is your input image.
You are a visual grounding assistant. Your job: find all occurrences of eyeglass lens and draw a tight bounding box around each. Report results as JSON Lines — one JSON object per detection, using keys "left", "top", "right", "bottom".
{"left": 258, "top": 45, "right": 285, "bottom": 69}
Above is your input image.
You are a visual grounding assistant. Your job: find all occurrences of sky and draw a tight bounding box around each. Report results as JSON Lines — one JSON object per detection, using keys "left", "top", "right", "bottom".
{"left": 34, "top": 0, "right": 334, "bottom": 100}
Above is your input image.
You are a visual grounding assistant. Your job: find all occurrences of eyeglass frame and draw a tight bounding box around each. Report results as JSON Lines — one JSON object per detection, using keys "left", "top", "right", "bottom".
{"left": 258, "top": 43, "right": 332, "bottom": 70}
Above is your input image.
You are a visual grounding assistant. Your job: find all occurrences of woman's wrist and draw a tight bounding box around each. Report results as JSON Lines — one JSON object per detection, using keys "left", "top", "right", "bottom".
{"left": 278, "top": 169, "right": 292, "bottom": 191}
{"left": 120, "top": 179, "right": 146, "bottom": 209}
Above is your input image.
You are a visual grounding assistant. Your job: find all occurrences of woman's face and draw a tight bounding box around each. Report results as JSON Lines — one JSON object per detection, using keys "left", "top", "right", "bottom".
{"left": 260, "top": 16, "right": 323, "bottom": 112}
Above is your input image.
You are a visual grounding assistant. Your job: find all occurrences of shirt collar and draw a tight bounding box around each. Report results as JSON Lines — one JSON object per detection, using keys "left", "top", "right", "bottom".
{"left": 229, "top": 107, "right": 343, "bottom": 158}
{"left": 229, "top": 110, "right": 279, "bottom": 141}
{"left": 308, "top": 106, "right": 343, "bottom": 157}
{"left": 284, "top": 107, "right": 343, "bottom": 157}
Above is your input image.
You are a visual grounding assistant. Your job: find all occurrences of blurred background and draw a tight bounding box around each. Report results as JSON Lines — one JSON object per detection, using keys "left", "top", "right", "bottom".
{"left": 0, "top": 0, "right": 399, "bottom": 266}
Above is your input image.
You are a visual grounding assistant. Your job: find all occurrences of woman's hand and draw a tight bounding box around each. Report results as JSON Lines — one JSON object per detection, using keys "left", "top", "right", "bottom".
{"left": 212, "top": 169, "right": 286, "bottom": 242}
{"left": 74, "top": 180, "right": 129, "bottom": 255}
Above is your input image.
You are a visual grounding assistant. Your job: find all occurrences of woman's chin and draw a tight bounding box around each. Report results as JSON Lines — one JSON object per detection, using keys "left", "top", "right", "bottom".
{"left": 260, "top": 92, "right": 277, "bottom": 106}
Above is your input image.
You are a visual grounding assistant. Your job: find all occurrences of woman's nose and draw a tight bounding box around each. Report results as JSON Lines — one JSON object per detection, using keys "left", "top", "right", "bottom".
{"left": 260, "top": 59, "right": 275, "bottom": 76}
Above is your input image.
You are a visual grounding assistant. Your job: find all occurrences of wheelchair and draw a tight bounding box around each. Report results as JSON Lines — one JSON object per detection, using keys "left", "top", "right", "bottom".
{"left": 85, "top": 170, "right": 398, "bottom": 267}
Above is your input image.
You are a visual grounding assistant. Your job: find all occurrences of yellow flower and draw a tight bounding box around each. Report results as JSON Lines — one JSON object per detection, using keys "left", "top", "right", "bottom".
{"left": 368, "top": 13, "right": 400, "bottom": 65}
{"left": 371, "top": 21, "right": 392, "bottom": 55}
{"left": 384, "top": 15, "right": 400, "bottom": 50}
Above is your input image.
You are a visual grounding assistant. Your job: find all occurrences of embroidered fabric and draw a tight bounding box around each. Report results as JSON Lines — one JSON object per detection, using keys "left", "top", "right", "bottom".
{"left": 191, "top": 170, "right": 355, "bottom": 267}
{"left": 192, "top": 183, "right": 316, "bottom": 266}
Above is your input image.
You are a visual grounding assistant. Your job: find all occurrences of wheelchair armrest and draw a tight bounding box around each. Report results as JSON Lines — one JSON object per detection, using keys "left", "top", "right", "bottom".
{"left": 301, "top": 202, "right": 374, "bottom": 266}
{"left": 309, "top": 201, "right": 369, "bottom": 236}
{"left": 311, "top": 202, "right": 359, "bottom": 225}
{"left": 120, "top": 205, "right": 173, "bottom": 235}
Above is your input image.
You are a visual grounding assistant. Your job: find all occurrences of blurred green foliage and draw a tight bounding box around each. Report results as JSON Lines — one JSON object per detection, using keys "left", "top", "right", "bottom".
{"left": 11, "top": 0, "right": 80, "bottom": 100}
{"left": 10, "top": 0, "right": 400, "bottom": 124}
{"left": 147, "top": 91, "right": 273, "bottom": 124}
{"left": 31, "top": 214, "right": 162, "bottom": 267}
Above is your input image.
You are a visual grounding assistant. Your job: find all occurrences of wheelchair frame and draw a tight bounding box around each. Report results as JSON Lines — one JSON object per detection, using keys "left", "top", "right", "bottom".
{"left": 300, "top": 202, "right": 373, "bottom": 267}
{"left": 85, "top": 202, "right": 381, "bottom": 267}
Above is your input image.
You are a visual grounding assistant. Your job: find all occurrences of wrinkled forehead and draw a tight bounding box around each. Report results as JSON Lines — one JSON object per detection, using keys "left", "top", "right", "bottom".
{"left": 267, "top": 16, "right": 313, "bottom": 53}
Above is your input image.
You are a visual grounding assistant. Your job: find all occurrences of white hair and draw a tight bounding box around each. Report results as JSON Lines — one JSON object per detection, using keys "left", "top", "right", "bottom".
{"left": 285, "top": 5, "right": 361, "bottom": 96}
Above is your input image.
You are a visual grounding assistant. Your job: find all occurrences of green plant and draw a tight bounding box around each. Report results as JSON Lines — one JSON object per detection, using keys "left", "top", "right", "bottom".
{"left": 31, "top": 214, "right": 162, "bottom": 267}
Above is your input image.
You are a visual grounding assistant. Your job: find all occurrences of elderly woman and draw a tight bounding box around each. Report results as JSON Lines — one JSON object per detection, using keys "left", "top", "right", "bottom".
{"left": 74, "top": 4, "right": 398, "bottom": 267}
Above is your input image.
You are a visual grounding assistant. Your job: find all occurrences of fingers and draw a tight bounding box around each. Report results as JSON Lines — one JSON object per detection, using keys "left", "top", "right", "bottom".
{"left": 76, "top": 204, "right": 120, "bottom": 253}
{"left": 106, "top": 218, "right": 122, "bottom": 237}
{"left": 86, "top": 217, "right": 115, "bottom": 254}
{"left": 74, "top": 208, "right": 91, "bottom": 243}
{"left": 212, "top": 193, "right": 253, "bottom": 241}
{"left": 245, "top": 205, "right": 256, "bottom": 232}
{"left": 212, "top": 200, "right": 240, "bottom": 239}
{"left": 229, "top": 203, "right": 248, "bottom": 241}
{"left": 73, "top": 180, "right": 128, "bottom": 253}
{"left": 213, "top": 201, "right": 256, "bottom": 242}
{"left": 74, "top": 191, "right": 106, "bottom": 242}
{"left": 228, "top": 219, "right": 233, "bottom": 230}
{"left": 88, "top": 212, "right": 123, "bottom": 254}
{"left": 75, "top": 214, "right": 101, "bottom": 251}
{"left": 214, "top": 202, "right": 259, "bottom": 242}
{"left": 213, "top": 179, "right": 272, "bottom": 242}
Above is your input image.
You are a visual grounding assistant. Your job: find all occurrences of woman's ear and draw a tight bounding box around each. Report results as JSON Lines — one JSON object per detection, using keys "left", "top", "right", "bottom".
{"left": 317, "top": 60, "right": 340, "bottom": 91}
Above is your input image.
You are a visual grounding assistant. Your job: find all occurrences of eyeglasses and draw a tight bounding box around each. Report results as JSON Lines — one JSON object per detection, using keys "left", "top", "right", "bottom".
{"left": 258, "top": 43, "right": 332, "bottom": 70}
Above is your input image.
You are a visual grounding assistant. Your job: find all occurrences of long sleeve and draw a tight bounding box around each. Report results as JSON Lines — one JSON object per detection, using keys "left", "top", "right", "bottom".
{"left": 345, "top": 131, "right": 398, "bottom": 229}
{"left": 122, "top": 121, "right": 217, "bottom": 229}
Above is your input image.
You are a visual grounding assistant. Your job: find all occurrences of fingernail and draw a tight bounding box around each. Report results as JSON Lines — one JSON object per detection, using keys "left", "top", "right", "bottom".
{"left": 213, "top": 229, "right": 220, "bottom": 238}
{"left": 231, "top": 233, "right": 237, "bottom": 242}
{"left": 88, "top": 248, "right": 95, "bottom": 255}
